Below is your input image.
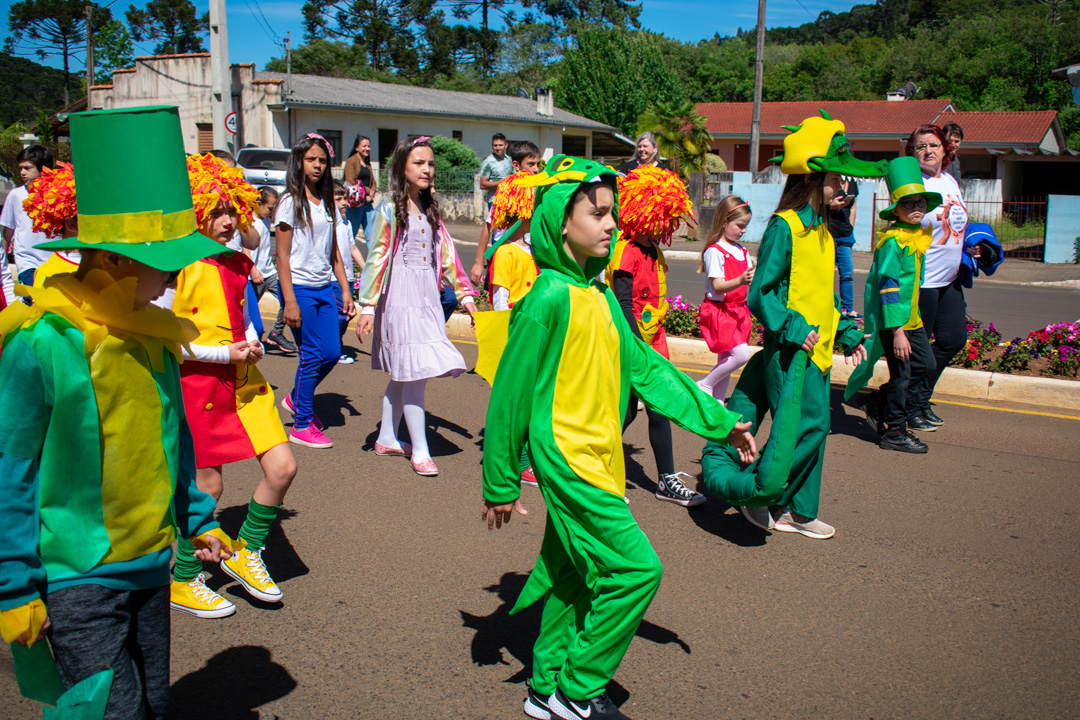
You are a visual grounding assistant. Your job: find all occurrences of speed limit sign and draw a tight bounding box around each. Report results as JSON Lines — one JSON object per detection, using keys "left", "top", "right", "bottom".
{"left": 225, "top": 112, "right": 238, "bottom": 135}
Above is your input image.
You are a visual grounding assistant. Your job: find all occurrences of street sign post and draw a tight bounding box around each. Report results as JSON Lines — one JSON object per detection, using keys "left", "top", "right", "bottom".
{"left": 225, "top": 111, "right": 238, "bottom": 135}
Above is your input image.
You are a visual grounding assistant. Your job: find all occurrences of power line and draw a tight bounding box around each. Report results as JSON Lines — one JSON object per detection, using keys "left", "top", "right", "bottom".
{"left": 243, "top": 0, "right": 281, "bottom": 44}
{"left": 792, "top": 0, "right": 819, "bottom": 23}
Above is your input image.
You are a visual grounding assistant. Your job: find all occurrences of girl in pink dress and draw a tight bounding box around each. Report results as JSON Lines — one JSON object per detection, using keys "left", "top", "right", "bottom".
{"left": 697, "top": 196, "right": 755, "bottom": 402}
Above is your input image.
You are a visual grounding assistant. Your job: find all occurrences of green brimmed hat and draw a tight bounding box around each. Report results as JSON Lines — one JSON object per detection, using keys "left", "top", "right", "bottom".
{"left": 878, "top": 156, "right": 942, "bottom": 220}
{"left": 770, "top": 109, "right": 889, "bottom": 178}
{"left": 36, "top": 105, "right": 225, "bottom": 271}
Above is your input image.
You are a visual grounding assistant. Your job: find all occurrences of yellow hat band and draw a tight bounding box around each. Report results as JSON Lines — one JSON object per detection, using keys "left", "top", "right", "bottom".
{"left": 77, "top": 208, "right": 197, "bottom": 245}
{"left": 890, "top": 183, "right": 927, "bottom": 204}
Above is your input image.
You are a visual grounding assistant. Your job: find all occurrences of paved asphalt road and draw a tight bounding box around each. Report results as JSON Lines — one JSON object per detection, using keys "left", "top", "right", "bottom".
{"left": 3, "top": 335, "right": 1078, "bottom": 720}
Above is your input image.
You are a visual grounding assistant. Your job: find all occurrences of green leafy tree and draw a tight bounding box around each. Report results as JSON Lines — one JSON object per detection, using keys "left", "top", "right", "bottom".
{"left": 302, "top": 0, "right": 426, "bottom": 74}
{"left": 125, "top": 0, "right": 208, "bottom": 55}
{"left": 523, "top": 0, "right": 642, "bottom": 30}
{"left": 446, "top": 0, "right": 516, "bottom": 77}
{"left": 0, "top": 54, "right": 67, "bottom": 127}
{"left": 93, "top": 19, "right": 134, "bottom": 84}
{"left": 636, "top": 99, "right": 711, "bottom": 176}
{"left": 487, "top": 21, "right": 561, "bottom": 96}
{"left": 6, "top": 0, "right": 114, "bottom": 105}
{"left": 557, "top": 29, "right": 682, "bottom": 134}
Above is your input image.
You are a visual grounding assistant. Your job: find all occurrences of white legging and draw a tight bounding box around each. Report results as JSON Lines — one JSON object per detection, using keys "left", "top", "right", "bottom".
{"left": 698, "top": 343, "right": 752, "bottom": 402}
{"left": 377, "top": 379, "right": 430, "bottom": 461}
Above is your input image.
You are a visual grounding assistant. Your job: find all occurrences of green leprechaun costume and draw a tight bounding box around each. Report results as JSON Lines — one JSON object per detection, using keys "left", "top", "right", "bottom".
{"left": 0, "top": 106, "right": 230, "bottom": 718}
{"left": 845, "top": 156, "right": 940, "bottom": 442}
{"left": 700, "top": 111, "right": 888, "bottom": 538}
{"left": 481, "top": 156, "right": 744, "bottom": 717}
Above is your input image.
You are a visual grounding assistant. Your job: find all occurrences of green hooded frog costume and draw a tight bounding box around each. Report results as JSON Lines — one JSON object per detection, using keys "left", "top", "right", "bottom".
{"left": 700, "top": 112, "right": 888, "bottom": 521}
{"left": 481, "top": 156, "right": 743, "bottom": 702}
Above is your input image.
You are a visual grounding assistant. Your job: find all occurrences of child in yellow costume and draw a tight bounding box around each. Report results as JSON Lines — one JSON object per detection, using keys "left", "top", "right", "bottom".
{"left": 700, "top": 111, "right": 884, "bottom": 540}
{"left": 160, "top": 154, "right": 297, "bottom": 619}
{"left": 0, "top": 106, "right": 233, "bottom": 720}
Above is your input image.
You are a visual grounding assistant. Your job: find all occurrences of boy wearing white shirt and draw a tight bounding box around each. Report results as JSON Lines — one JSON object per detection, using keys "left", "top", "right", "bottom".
{"left": 1, "top": 146, "right": 54, "bottom": 286}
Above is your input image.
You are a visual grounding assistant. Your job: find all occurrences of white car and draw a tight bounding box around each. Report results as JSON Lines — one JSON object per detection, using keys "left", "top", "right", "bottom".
{"left": 237, "top": 147, "right": 290, "bottom": 188}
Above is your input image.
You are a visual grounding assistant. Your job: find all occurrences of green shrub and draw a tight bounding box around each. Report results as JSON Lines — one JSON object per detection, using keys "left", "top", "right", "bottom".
{"left": 429, "top": 135, "right": 480, "bottom": 173}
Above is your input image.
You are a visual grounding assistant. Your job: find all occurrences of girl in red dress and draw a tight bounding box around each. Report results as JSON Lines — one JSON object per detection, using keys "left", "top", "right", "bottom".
{"left": 698, "top": 196, "right": 755, "bottom": 403}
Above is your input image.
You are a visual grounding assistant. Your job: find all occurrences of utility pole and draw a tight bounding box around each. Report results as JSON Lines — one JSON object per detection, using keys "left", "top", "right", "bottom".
{"left": 285, "top": 32, "right": 291, "bottom": 96}
{"left": 749, "top": 0, "right": 767, "bottom": 173}
{"left": 85, "top": 5, "right": 94, "bottom": 93}
{"left": 209, "top": 0, "right": 232, "bottom": 154}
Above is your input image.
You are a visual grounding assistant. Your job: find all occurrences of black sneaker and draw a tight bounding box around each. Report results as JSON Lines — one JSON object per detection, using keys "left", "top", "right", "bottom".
{"left": 861, "top": 391, "right": 883, "bottom": 434}
{"left": 655, "top": 472, "right": 706, "bottom": 507}
{"left": 549, "top": 689, "right": 631, "bottom": 720}
{"left": 524, "top": 685, "right": 552, "bottom": 720}
{"left": 908, "top": 415, "right": 937, "bottom": 432}
{"left": 923, "top": 409, "right": 945, "bottom": 426}
{"left": 266, "top": 331, "right": 296, "bottom": 353}
{"left": 880, "top": 428, "right": 928, "bottom": 453}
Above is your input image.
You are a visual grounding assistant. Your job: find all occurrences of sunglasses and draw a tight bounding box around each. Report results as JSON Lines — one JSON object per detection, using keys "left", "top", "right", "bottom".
{"left": 899, "top": 198, "right": 928, "bottom": 210}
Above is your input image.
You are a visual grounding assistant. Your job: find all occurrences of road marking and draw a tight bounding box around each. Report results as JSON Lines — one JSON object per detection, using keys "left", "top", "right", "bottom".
{"left": 932, "top": 398, "right": 1080, "bottom": 421}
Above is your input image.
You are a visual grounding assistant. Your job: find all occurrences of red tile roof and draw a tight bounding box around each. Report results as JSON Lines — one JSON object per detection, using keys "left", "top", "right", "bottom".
{"left": 697, "top": 99, "right": 954, "bottom": 136}
{"left": 935, "top": 110, "right": 1057, "bottom": 145}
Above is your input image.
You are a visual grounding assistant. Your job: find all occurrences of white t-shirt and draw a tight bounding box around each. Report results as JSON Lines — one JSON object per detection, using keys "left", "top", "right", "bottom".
{"left": 0, "top": 246, "right": 14, "bottom": 304}
{"left": 921, "top": 172, "right": 969, "bottom": 289}
{"left": 1, "top": 185, "right": 52, "bottom": 275}
{"left": 702, "top": 242, "right": 749, "bottom": 302}
{"left": 251, "top": 218, "right": 277, "bottom": 279}
{"left": 274, "top": 193, "right": 335, "bottom": 287}
{"left": 336, "top": 218, "right": 355, "bottom": 283}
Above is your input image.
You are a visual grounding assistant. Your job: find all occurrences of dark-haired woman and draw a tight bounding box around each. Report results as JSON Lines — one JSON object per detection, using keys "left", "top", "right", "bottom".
{"left": 274, "top": 133, "right": 356, "bottom": 449}
{"left": 354, "top": 137, "right": 477, "bottom": 477}
{"left": 904, "top": 124, "right": 976, "bottom": 431}
{"left": 344, "top": 135, "right": 377, "bottom": 236}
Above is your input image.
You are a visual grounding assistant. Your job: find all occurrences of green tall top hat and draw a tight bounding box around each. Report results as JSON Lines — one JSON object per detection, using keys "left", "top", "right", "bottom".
{"left": 769, "top": 109, "right": 889, "bottom": 178}
{"left": 878, "top": 156, "right": 942, "bottom": 220}
{"left": 36, "top": 105, "right": 224, "bottom": 271}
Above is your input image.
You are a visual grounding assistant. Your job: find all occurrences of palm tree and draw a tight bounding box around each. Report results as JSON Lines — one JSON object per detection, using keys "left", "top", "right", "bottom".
{"left": 636, "top": 100, "right": 712, "bottom": 177}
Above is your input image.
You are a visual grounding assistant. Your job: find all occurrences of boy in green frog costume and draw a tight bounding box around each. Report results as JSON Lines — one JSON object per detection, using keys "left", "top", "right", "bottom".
{"left": 701, "top": 111, "right": 887, "bottom": 540}
{"left": 845, "top": 156, "right": 940, "bottom": 453}
{"left": 480, "top": 156, "right": 755, "bottom": 720}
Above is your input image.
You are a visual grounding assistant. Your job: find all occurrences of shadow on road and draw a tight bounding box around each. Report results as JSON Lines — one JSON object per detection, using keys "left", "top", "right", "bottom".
{"left": 362, "top": 412, "right": 474, "bottom": 458}
{"left": 830, "top": 388, "right": 880, "bottom": 445}
{"left": 167, "top": 645, "right": 296, "bottom": 719}
{"left": 214, "top": 506, "right": 310, "bottom": 602}
{"left": 460, "top": 571, "right": 691, "bottom": 698}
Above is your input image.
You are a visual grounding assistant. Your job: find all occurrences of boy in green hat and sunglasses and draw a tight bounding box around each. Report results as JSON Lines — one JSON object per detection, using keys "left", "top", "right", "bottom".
{"left": 0, "top": 106, "right": 233, "bottom": 718}
{"left": 845, "top": 156, "right": 941, "bottom": 452}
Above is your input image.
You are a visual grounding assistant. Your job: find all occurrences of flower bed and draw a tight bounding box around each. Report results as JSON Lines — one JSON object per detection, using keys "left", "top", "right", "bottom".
{"left": 952, "top": 319, "right": 1080, "bottom": 380}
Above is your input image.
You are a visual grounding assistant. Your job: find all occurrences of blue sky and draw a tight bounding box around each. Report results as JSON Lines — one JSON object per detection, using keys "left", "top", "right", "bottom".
{"left": 3, "top": 0, "right": 860, "bottom": 72}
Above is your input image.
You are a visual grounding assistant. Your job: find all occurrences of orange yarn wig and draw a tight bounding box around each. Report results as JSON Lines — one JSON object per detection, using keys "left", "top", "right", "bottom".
{"left": 187, "top": 153, "right": 260, "bottom": 232}
{"left": 617, "top": 165, "right": 695, "bottom": 245}
{"left": 490, "top": 171, "right": 536, "bottom": 230}
{"left": 24, "top": 162, "right": 77, "bottom": 239}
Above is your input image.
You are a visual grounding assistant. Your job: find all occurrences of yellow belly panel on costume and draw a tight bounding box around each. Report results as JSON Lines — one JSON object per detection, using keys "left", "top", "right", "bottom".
{"left": 90, "top": 334, "right": 175, "bottom": 562}
{"left": 779, "top": 210, "right": 840, "bottom": 374}
{"left": 552, "top": 285, "right": 625, "bottom": 497}
{"left": 904, "top": 252, "right": 924, "bottom": 331}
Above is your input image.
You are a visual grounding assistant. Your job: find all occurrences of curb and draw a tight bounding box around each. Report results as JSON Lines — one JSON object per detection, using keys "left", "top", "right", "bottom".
{"left": 443, "top": 313, "right": 1080, "bottom": 411}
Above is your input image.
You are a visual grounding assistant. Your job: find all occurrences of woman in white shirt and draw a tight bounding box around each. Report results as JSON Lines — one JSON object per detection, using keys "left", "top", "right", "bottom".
{"left": 905, "top": 124, "right": 982, "bottom": 431}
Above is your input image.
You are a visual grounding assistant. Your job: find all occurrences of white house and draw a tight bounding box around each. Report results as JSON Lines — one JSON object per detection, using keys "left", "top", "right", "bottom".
{"left": 87, "top": 53, "right": 627, "bottom": 166}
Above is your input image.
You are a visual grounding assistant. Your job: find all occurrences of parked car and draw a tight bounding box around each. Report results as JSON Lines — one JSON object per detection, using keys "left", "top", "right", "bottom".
{"left": 237, "top": 147, "right": 290, "bottom": 188}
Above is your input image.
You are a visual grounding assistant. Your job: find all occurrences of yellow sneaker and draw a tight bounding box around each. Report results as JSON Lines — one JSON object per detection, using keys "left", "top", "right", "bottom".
{"left": 170, "top": 573, "right": 236, "bottom": 619}
{"left": 221, "top": 543, "right": 283, "bottom": 603}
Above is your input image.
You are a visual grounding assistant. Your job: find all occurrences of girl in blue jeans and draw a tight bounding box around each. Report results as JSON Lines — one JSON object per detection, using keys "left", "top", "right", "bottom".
{"left": 275, "top": 133, "right": 356, "bottom": 448}
{"left": 829, "top": 176, "right": 859, "bottom": 318}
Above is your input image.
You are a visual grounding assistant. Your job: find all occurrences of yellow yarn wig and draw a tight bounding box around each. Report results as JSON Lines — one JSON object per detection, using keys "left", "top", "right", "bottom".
{"left": 617, "top": 165, "right": 695, "bottom": 245}
{"left": 186, "top": 153, "right": 260, "bottom": 233}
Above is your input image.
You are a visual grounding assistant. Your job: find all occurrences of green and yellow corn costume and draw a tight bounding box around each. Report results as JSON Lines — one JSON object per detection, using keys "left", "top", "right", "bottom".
{"left": 481, "top": 156, "right": 743, "bottom": 701}
{"left": 701, "top": 112, "right": 888, "bottom": 519}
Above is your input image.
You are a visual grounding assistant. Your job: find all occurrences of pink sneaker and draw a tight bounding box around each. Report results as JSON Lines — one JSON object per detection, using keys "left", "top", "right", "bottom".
{"left": 374, "top": 441, "right": 413, "bottom": 457}
{"left": 410, "top": 457, "right": 438, "bottom": 476}
{"left": 281, "top": 394, "right": 324, "bottom": 431}
{"left": 289, "top": 425, "right": 333, "bottom": 448}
